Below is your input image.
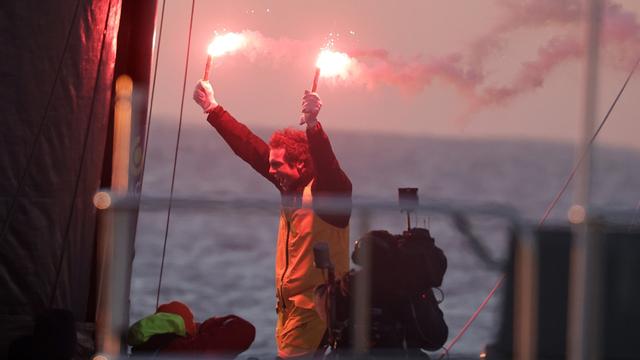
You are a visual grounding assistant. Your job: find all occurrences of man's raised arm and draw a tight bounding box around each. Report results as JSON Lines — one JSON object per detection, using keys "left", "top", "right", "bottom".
{"left": 301, "top": 91, "right": 352, "bottom": 227}
{"left": 193, "top": 80, "right": 278, "bottom": 188}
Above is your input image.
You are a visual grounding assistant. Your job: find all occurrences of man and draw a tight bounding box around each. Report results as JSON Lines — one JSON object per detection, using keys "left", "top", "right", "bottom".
{"left": 193, "top": 80, "right": 351, "bottom": 358}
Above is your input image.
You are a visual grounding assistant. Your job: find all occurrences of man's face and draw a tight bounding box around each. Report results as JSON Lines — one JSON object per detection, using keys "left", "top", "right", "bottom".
{"left": 269, "top": 147, "right": 301, "bottom": 190}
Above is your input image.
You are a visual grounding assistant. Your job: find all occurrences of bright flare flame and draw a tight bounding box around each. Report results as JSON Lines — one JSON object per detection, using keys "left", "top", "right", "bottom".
{"left": 315, "top": 49, "right": 352, "bottom": 79}
{"left": 207, "top": 32, "right": 247, "bottom": 57}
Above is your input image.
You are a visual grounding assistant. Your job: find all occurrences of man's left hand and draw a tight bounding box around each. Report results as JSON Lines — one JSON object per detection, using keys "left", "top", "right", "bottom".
{"left": 299, "top": 90, "right": 322, "bottom": 126}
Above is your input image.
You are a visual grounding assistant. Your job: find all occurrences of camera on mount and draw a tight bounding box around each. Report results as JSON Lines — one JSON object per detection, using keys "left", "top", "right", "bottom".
{"left": 351, "top": 227, "right": 446, "bottom": 296}
{"left": 313, "top": 188, "right": 449, "bottom": 355}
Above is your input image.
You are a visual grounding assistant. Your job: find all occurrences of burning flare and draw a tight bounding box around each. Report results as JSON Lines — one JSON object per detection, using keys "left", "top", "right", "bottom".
{"left": 207, "top": 32, "right": 247, "bottom": 57}
{"left": 315, "top": 49, "right": 352, "bottom": 79}
{"left": 203, "top": 32, "right": 248, "bottom": 80}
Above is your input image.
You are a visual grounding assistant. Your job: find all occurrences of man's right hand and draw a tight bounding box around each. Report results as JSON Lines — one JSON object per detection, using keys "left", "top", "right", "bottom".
{"left": 193, "top": 80, "right": 219, "bottom": 113}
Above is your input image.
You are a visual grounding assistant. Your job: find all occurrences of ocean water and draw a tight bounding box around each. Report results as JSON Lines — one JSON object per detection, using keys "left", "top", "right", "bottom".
{"left": 129, "top": 120, "right": 640, "bottom": 358}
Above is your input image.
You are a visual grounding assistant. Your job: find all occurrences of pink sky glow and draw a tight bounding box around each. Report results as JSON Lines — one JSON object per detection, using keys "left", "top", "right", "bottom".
{"left": 150, "top": 0, "right": 640, "bottom": 149}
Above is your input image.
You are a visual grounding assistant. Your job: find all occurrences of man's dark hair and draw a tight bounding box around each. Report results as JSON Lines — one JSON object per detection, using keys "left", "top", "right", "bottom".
{"left": 269, "top": 128, "right": 314, "bottom": 174}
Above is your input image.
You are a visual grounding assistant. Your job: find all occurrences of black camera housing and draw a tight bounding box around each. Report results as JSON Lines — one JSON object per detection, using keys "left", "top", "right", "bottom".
{"left": 327, "top": 227, "right": 449, "bottom": 352}
{"left": 352, "top": 227, "right": 446, "bottom": 295}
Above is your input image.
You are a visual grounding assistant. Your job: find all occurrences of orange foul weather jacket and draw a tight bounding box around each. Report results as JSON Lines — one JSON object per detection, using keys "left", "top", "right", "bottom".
{"left": 207, "top": 107, "right": 352, "bottom": 358}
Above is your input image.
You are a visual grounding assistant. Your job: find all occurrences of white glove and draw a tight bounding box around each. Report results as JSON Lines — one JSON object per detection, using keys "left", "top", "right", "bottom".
{"left": 299, "top": 90, "right": 322, "bottom": 125}
{"left": 193, "top": 80, "right": 219, "bottom": 113}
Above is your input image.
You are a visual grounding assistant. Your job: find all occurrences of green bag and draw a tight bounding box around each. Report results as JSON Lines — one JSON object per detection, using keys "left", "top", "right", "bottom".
{"left": 126, "top": 312, "right": 187, "bottom": 346}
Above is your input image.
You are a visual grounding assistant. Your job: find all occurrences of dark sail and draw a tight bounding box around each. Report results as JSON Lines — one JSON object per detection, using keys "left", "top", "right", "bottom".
{"left": 0, "top": 0, "right": 156, "bottom": 356}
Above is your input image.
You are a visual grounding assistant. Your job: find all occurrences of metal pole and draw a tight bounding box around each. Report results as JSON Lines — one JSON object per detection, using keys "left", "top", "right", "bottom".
{"left": 95, "top": 74, "right": 136, "bottom": 356}
{"left": 94, "top": 203, "right": 114, "bottom": 355}
{"left": 513, "top": 230, "right": 538, "bottom": 360}
{"left": 352, "top": 209, "right": 372, "bottom": 354}
{"left": 567, "top": 0, "right": 603, "bottom": 358}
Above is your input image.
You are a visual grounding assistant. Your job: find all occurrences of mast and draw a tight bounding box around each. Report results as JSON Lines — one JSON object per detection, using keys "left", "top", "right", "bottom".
{"left": 567, "top": 0, "right": 603, "bottom": 358}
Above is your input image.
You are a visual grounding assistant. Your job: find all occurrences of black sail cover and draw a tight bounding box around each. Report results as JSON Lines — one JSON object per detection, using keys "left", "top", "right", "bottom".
{"left": 0, "top": 0, "right": 123, "bottom": 355}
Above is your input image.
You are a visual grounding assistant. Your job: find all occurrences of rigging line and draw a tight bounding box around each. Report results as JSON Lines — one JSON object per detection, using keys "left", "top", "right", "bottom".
{"left": 49, "top": 0, "right": 116, "bottom": 308}
{"left": 0, "top": 0, "right": 82, "bottom": 244}
{"left": 437, "top": 275, "right": 504, "bottom": 360}
{"left": 438, "top": 55, "right": 640, "bottom": 358}
{"left": 155, "top": 0, "right": 196, "bottom": 310}
{"left": 538, "top": 55, "right": 640, "bottom": 227}
{"left": 139, "top": 0, "right": 167, "bottom": 193}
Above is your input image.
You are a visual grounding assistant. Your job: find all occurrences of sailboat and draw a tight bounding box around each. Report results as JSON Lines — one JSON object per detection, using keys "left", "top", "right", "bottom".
{"left": 3, "top": 1, "right": 639, "bottom": 359}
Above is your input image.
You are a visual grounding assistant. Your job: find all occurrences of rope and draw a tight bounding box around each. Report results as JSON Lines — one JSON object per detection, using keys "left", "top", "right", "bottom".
{"left": 49, "top": 0, "right": 115, "bottom": 307}
{"left": 438, "top": 54, "right": 640, "bottom": 357}
{"left": 139, "top": 0, "right": 167, "bottom": 192}
{"left": 140, "top": 0, "right": 167, "bottom": 310}
{"left": 437, "top": 276, "right": 504, "bottom": 359}
{"left": 538, "top": 55, "right": 640, "bottom": 227}
{"left": 155, "top": 0, "right": 196, "bottom": 310}
{"left": 0, "top": 0, "right": 82, "bottom": 244}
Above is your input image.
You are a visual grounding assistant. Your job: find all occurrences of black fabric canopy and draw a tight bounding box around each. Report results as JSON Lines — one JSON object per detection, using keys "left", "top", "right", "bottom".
{"left": 0, "top": 0, "right": 122, "bottom": 355}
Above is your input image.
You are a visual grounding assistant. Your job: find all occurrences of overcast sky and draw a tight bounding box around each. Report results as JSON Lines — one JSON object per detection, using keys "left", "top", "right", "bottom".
{"left": 149, "top": 0, "right": 640, "bottom": 149}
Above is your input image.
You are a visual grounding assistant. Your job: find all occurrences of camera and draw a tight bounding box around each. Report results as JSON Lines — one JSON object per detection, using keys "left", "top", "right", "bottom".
{"left": 352, "top": 227, "right": 446, "bottom": 297}
{"left": 314, "top": 188, "right": 448, "bottom": 354}
{"left": 316, "top": 227, "right": 448, "bottom": 353}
